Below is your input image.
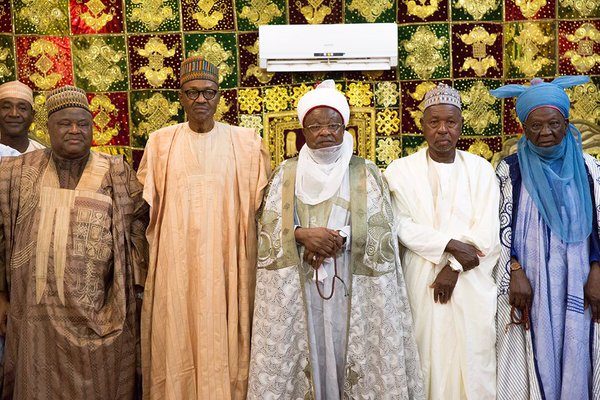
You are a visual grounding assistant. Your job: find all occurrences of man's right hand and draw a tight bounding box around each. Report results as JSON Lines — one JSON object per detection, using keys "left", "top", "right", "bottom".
{"left": 509, "top": 269, "right": 532, "bottom": 312}
{"left": 445, "top": 239, "right": 484, "bottom": 271}
{"left": 295, "top": 227, "right": 343, "bottom": 258}
{"left": 0, "top": 291, "right": 9, "bottom": 336}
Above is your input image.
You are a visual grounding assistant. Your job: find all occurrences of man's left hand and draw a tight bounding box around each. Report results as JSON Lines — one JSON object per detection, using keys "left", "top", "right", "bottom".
{"left": 430, "top": 264, "right": 459, "bottom": 304}
{"left": 303, "top": 249, "right": 326, "bottom": 270}
{"left": 585, "top": 262, "right": 600, "bottom": 323}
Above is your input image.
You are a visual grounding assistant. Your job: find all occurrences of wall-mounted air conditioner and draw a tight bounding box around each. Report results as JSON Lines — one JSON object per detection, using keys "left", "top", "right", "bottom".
{"left": 259, "top": 23, "right": 398, "bottom": 72}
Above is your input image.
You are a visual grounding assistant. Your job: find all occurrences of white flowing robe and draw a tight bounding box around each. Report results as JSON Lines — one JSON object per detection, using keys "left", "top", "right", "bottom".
{"left": 384, "top": 149, "right": 500, "bottom": 400}
{"left": 296, "top": 174, "right": 351, "bottom": 400}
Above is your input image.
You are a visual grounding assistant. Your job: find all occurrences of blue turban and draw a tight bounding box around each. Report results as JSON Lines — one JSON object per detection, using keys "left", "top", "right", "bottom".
{"left": 491, "top": 76, "right": 592, "bottom": 243}
{"left": 490, "top": 75, "right": 589, "bottom": 123}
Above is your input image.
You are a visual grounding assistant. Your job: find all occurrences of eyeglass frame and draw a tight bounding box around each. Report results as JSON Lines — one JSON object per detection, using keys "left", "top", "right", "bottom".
{"left": 181, "top": 88, "right": 219, "bottom": 101}
{"left": 304, "top": 123, "right": 345, "bottom": 135}
{"left": 524, "top": 119, "right": 566, "bottom": 134}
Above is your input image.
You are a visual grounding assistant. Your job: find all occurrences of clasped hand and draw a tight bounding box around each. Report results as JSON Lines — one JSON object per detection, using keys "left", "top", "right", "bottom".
{"left": 430, "top": 239, "right": 484, "bottom": 304}
{"left": 445, "top": 239, "right": 484, "bottom": 271}
{"left": 295, "top": 227, "right": 344, "bottom": 269}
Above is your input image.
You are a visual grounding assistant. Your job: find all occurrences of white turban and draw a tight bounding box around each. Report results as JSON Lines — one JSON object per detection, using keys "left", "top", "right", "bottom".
{"left": 0, "top": 81, "right": 34, "bottom": 106}
{"left": 297, "top": 80, "right": 350, "bottom": 127}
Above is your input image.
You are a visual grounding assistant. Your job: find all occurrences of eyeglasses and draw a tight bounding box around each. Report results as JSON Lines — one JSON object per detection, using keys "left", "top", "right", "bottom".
{"left": 182, "top": 89, "right": 218, "bottom": 101}
{"left": 305, "top": 123, "right": 344, "bottom": 134}
{"left": 525, "top": 120, "right": 564, "bottom": 134}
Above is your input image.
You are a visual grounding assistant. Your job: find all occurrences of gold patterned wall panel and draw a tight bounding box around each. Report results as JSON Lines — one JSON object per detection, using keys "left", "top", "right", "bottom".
{"left": 0, "top": 0, "right": 597, "bottom": 168}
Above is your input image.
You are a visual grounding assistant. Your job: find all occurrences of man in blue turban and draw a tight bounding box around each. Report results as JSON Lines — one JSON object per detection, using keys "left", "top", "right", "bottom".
{"left": 492, "top": 76, "right": 600, "bottom": 400}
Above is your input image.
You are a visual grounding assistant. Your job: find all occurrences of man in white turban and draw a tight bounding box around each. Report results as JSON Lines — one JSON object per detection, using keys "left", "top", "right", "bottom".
{"left": 247, "top": 80, "right": 424, "bottom": 400}
{"left": 0, "top": 80, "right": 44, "bottom": 154}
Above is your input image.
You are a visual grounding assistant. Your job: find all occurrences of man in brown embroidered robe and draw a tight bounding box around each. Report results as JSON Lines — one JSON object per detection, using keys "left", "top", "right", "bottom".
{"left": 0, "top": 85, "right": 148, "bottom": 399}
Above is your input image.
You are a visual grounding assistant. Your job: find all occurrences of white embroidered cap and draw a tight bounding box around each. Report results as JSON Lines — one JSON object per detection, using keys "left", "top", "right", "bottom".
{"left": 422, "top": 83, "right": 462, "bottom": 110}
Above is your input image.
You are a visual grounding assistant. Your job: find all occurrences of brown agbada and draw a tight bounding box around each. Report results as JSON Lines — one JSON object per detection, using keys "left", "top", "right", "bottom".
{"left": 0, "top": 149, "right": 149, "bottom": 400}
{"left": 137, "top": 121, "right": 269, "bottom": 400}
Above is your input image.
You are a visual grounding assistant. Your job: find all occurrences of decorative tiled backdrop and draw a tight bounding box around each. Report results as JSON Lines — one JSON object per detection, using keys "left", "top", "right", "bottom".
{"left": 0, "top": 0, "right": 598, "bottom": 168}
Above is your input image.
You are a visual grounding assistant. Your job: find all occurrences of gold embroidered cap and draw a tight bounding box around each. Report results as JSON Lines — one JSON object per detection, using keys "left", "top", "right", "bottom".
{"left": 0, "top": 80, "right": 34, "bottom": 106}
{"left": 422, "top": 83, "right": 462, "bottom": 110}
{"left": 45, "top": 85, "right": 90, "bottom": 116}
{"left": 180, "top": 56, "right": 219, "bottom": 85}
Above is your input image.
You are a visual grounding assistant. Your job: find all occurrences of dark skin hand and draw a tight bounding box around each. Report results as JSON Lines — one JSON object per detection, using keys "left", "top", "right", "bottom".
{"left": 585, "top": 262, "right": 600, "bottom": 322}
{"left": 430, "top": 264, "right": 459, "bottom": 304}
{"left": 445, "top": 239, "right": 484, "bottom": 271}
{"left": 0, "top": 291, "right": 8, "bottom": 336}
{"left": 509, "top": 257, "right": 533, "bottom": 312}
{"left": 295, "top": 227, "right": 344, "bottom": 269}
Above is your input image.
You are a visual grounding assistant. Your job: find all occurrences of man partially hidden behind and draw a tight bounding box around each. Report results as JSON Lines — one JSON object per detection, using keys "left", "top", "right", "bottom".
{"left": 248, "top": 80, "right": 424, "bottom": 400}
{"left": 0, "top": 85, "right": 149, "bottom": 399}
{"left": 492, "top": 76, "right": 600, "bottom": 400}
{"left": 384, "top": 84, "right": 500, "bottom": 400}
{"left": 0, "top": 144, "right": 18, "bottom": 158}
{"left": 137, "top": 56, "right": 270, "bottom": 400}
{"left": 0, "top": 81, "right": 44, "bottom": 154}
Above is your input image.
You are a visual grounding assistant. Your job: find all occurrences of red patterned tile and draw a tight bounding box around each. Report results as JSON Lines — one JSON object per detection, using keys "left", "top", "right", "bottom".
{"left": 16, "top": 36, "right": 74, "bottom": 91}
{"left": 452, "top": 23, "right": 503, "bottom": 79}
{"left": 559, "top": 20, "right": 600, "bottom": 76}
{"left": 87, "top": 91, "right": 130, "bottom": 146}
{"left": 70, "top": 0, "right": 124, "bottom": 34}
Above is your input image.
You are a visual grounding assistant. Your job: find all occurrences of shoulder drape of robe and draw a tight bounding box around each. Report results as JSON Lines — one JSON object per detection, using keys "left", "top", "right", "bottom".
{"left": 248, "top": 155, "right": 424, "bottom": 400}
{"left": 137, "top": 122, "right": 269, "bottom": 400}
{"left": 495, "top": 152, "right": 600, "bottom": 400}
{"left": 0, "top": 150, "right": 148, "bottom": 400}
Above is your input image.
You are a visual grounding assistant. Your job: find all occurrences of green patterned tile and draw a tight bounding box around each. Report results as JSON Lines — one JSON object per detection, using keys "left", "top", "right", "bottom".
{"left": 124, "top": 0, "right": 181, "bottom": 33}
{"left": 129, "top": 90, "right": 184, "bottom": 148}
{"left": 454, "top": 79, "right": 502, "bottom": 136}
{"left": 13, "top": 0, "right": 69, "bottom": 35}
{"left": 183, "top": 33, "right": 238, "bottom": 89}
{"left": 398, "top": 23, "right": 450, "bottom": 80}
{"left": 0, "top": 35, "right": 16, "bottom": 84}
{"left": 235, "top": 0, "right": 287, "bottom": 31}
{"left": 72, "top": 35, "right": 128, "bottom": 92}
{"left": 504, "top": 21, "right": 556, "bottom": 79}
{"left": 345, "top": 0, "right": 396, "bottom": 23}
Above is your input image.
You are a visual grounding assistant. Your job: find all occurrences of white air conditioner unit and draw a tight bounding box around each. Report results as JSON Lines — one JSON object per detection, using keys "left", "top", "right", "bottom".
{"left": 259, "top": 23, "right": 398, "bottom": 72}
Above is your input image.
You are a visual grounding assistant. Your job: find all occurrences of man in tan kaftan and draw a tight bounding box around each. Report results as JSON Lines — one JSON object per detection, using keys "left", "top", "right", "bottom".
{"left": 137, "top": 56, "right": 270, "bottom": 400}
{"left": 0, "top": 85, "right": 148, "bottom": 399}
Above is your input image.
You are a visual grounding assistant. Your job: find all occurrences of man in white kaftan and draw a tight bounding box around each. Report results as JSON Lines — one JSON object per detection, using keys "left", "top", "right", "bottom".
{"left": 248, "top": 80, "right": 424, "bottom": 400}
{"left": 384, "top": 84, "right": 500, "bottom": 400}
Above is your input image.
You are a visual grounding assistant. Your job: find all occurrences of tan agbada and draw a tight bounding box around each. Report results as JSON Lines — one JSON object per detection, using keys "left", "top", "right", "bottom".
{"left": 138, "top": 121, "right": 269, "bottom": 400}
